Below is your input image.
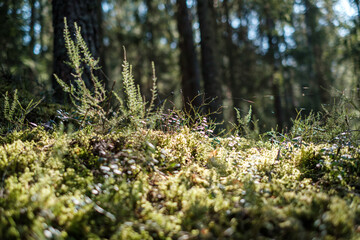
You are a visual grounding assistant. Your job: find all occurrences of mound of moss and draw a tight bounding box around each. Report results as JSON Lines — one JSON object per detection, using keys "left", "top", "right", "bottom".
{"left": 0, "top": 124, "right": 359, "bottom": 240}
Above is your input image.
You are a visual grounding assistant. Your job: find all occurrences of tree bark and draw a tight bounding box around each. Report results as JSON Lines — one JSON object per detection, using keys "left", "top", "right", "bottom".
{"left": 303, "top": 0, "right": 329, "bottom": 111}
{"left": 96, "top": 0, "right": 108, "bottom": 90}
{"left": 29, "top": 0, "right": 36, "bottom": 57}
{"left": 265, "top": 16, "right": 284, "bottom": 130}
{"left": 52, "top": 0, "right": 101, "bottom": 103}
{"left": 197, "top": 0, "right": 223, "bottom": 123}
{"left": 223, "top": 0, "right": 236, "bottom": 121}
{"left": 176, "top": 0, "right": 201, "bottom": 111}
{"left": 144, "top": 0, "right": 156, "bottom": 95}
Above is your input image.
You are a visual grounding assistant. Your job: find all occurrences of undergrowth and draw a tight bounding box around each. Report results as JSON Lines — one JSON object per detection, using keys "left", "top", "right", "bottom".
{"left": 53, "top": 19, "right": 162, "bottom": 133}
{"left": 0, "top": 20, "right": 359, "bottom": 239}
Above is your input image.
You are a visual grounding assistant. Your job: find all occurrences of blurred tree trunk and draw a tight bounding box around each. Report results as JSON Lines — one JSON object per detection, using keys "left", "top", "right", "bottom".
{"left": 350, "top": 0, "right": 360, "bottom": 99}
{"left": 282, "top": 67, "right": 296, "bottom": 127}
{"left": 265, "top": 15, "right": 284, "bottom": 129}
{"left": 197, "top": 0, "right": 223, "bottom": 123}
{"left": 176, "top": 0, "right": 201, "bottom": 111}
{"left": 223, "top": 0, "right": 235, "bottom": 88}
{"left": 304, "top": 0, "right": 328, "bottom": 111}
{"left": 39, "top": 0, "right": 44, "bottom": 54}
{"left": 29, "top": 0, "right": 36, "bottom": 57}
{"left": 353, "top": 0, "right": 360, "bottom": 20}
{"left": 52, "top": 0, "right": 101, "bottom": 103}
{"left": 356, "top": 0, "right": 360, "bottom": 99}
{"left": 144, "top": 0, "right": 156, "bottom": 95}
{"left": 223, "top": 0, "right": 236, "bottom": 121}
{"left": 96, "top": 0, "right": 108, "bottom": 90}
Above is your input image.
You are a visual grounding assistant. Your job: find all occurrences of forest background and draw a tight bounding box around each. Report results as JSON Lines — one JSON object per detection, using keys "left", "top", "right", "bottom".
{"left": 1, "top": 0, "right": 360, "bottom": 131}
{"left": 2, "top": 1, "right": 360, "bottom": 239}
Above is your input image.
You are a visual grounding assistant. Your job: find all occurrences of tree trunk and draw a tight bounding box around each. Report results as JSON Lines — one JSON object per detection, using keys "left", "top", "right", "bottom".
{"left": 96, "top": 0, "right": 108, "bottom": 90}
{"left": 223, "top": 0, "right": 236, "bottom": 121}
{"left": 39, "top": 0, "right": 44, "bottom": 55}
{"left": 304, "top": 0, "right": 329, "bottom": 111}
{"left": 264, "top": 13, "right": 284, "bottom": 129}
{"left": 354, "top": 0, "right": 360, "bottom": 22}
{"left": 197, "top": 0, "right": 223, "bottom": 123}
{"left": 29, "top": 0, "right": 36, "bottom": 57}
{"left": 52, "top": 0, "right": 101, "bottom": 103}
{"left": 176, "top": 0, "right": 201, "bottom": 111}
{"left": 144, "top": 0, "right": 156, "bottom": 96}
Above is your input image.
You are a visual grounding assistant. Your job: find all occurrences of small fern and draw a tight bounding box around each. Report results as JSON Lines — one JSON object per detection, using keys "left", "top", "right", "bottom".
{"left": 231, "top": 106, "right": 259, "bottom": 138}
{"left": 55, "top": 18, "right": 161, "bottom": 132}
{"left": 4, "top": 90, "right": 18, "bottom": 123}
{"left": 112, "top": 50, "right": 161, "bottom": 129}
{"left": 121, "top": 50, "right": 145, "bottom": 118}
{"left": 2, "top": 89, "right": 43, "bottom": 131}
{"left": 54, "top": 18, "right": 107, "bottom": 129}
{"left": 147, "top": 62, "right": 158, "bottom": 115}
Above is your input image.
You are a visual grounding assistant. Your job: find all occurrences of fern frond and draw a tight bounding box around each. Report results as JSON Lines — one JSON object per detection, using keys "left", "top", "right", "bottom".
{"left": 245, "top": 105, "right": 252, "bottom": 124}
{"left": 5, "top": 89, "right": 19, "bottom": 122}
{"left": 54, "top": 74, "right": 71, "bottom": 92}
{"left": 147, "top": 61, "right": 158, "bottom": 115}
{"left": 3, "top": 89, "right": 43, "bottom": 129}
{"left": 122, "top": 59, "right": 141, "bottom": 113}
{"left": 24, "top": 96, "right": 44, "bottom": 115}
{"left": 4, "top": 91, "right": 11, "bottom": 121}
{"left": 64, "top": 18, "right": 81, "bottom": 73}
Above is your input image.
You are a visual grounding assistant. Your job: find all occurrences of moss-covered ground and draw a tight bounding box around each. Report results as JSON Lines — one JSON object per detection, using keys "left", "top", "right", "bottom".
{"left": 0, "top": 122, "right": 359, "bottom": 239}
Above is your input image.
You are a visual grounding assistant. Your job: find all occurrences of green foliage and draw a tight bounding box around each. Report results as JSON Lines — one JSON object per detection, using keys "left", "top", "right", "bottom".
{"left": 1, "top": 89, "right": 43, "bottom": 132}
{"left": 54, "top": 19, "right": 161, "bottom": 132}
{"left": 112, "top": 52, "right": 161, "bottom": 130}
{"left": 290, "top": 91, "right": 360, "bottom": 143}
{"left": 119, "top": 51, "right": 144, "bottom": 118}
{"left": 157, "top": 101, "right": 219, "bottom": 137}
{"left": 0, "top": 103, "right": 359, "bottom": 239}
{"left": 231, "top": 106, "right": 259, "bottom": 139}
{"left": 54, "top": 18, "right": 107, "bottom": 129}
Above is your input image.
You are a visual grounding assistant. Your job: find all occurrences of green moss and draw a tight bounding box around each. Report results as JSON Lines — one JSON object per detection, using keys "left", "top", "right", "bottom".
{"left": 0, "top": 118, "right": 359, "bottom": 239}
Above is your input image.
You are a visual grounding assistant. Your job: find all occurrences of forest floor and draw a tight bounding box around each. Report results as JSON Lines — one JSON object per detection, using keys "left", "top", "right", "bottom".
{"left": 1, "top": 117, "right": 360, "bottom": 239}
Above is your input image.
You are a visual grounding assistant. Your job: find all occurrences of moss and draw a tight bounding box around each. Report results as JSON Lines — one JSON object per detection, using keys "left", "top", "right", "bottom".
{"left": 0, "top": 121, "right": 359, "bottom": 239}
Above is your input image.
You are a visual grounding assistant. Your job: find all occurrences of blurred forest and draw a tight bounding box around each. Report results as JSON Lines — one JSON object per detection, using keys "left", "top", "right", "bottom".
{"left": 1, "top": 0, "right": 359, "bottom": 131}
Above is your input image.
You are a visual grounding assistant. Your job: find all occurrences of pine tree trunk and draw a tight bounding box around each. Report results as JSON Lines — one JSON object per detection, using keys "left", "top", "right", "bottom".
{"left": 176, "top": 0, "right": 201, "bottom": 111}
{"left": 197, "top": 0, "right": 223, "bottom": 123}
{"left": 265, "top": 15, "right": 284, "bottom": 129}
{"left": 52, "top": 0, "right": 101, "bottom": 103}
{"left": 144, "top": 0, "right": 156, "bottom": 96}
{"left": 223, "top": 0, "right": 236, "bottom": 121}
{"left": 304, "top": 0, "right": 329, "bottom": 111}
{"left": 96, "top": 0, "right": 108, "bottom": 90}
{"left": 29, "top": 0, "right": 36, "bottom": 57}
